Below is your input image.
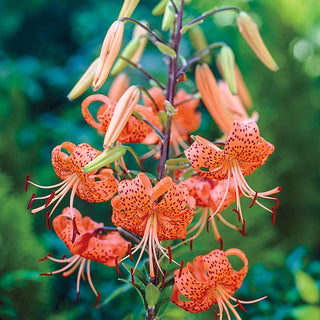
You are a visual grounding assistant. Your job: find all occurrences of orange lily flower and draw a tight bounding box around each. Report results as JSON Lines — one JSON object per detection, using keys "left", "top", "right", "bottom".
{"left": 111, "top": 173, "right": 195, "bottom": 278}
{"left": 185, "top": 120, "right": 281, "bottom": 225}
{"left": 40, "top": 207, "right": 129, "bottom": 304}
{"left": 178, "top": 175, "right": 241, "bottom": 247}
{"left": 26, "top": 142, "right": 118, "bottom": 221}
{"left": 82, "top": 94, "right": 161, "bottom": 145}
{"left": 171, "top": 249, "right": 266, "bottom": 317}
{"left": 142, "top": 87, "right": 200, "bottom": 154}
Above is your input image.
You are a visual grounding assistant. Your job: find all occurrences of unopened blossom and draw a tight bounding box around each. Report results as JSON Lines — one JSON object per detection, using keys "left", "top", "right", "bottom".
{"left": 111, "top": 173, "right": 195, "bottom": 278}
{"left": 171, "top": 249, "right": 266, "bottom": 317}
{"left": 143, "top": 87, "right": 200, "bottom": 154}
{"left": 40, "top": 207, "right": 129, "bottom": 305}
{"left": 185, "top": 120, "right": 281, "bottom": 225}
{"left": 26, "top": 142, "right": 118, "bottom": 221}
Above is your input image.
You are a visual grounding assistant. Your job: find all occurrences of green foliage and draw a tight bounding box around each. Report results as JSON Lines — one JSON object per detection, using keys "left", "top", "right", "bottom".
{"left": 0, "top": 171, "right": 51, "bottom": 319}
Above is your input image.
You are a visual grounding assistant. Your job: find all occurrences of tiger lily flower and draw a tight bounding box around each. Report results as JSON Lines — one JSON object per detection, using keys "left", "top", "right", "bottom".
{"left": 171, "top": 248, "right": 266, "bottom": 318}
{"left": 142, "top": 87, "right": 201, "bottom": 154}
{"left": 185, "top": 120, "right": 281, "bottom": 226}
{"left": 40, "top": 207, "right": 129, "bottom": 305}
{"left": 179, "top": 175, "right": 240, "bottom": 247}
{"left": 111, "top": 173, "right": 195, "bottom": 278}
{"left": 82, "top": 93, "right": 161, "bottom": 145}
{"left": 26, "top": 142, "right": 118, "bottom": 223}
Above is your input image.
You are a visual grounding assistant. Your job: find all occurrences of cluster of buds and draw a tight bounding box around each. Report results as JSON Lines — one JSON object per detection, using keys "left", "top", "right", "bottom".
{"left": 26, "top": 0, "right": 281, "bottom": 319}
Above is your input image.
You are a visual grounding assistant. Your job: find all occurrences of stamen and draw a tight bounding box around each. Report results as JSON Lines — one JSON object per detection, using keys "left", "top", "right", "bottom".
{"left": 115, "top": 256, "right": 121, "bottom": 275}
{"left": 46, "top": 211, "right": 51, "bottom": 230}
{"left": 236, "top": 299, "right": 247, "bottom": 312}
{"left": 232, "top": 208, "right": 241, "bottom": 222}
{"left": 249, "top": 191, "right": 258, "bottom": 208}
{"left": 272, "top": 195, "right": 280, "bottom": 209}
{"left": 130, "top": 268, "right": 135, "bottom": 286}
{"left": 178, "top": 260, "right": 184, "bottom": 278}
{"left": 214, "top": 310, "right": 218, "bottom": 320}
{"left": 27, "top": 193, "right": 36, "bottom": 210}
{"left": 39, "top": 272, "right": 53, "bottom": 276}
{"left": 45, "top": 190, "right": 55, "bottom": 207}
{"left": 38, "top": 253, "right": 51, "bottom": 261}
{"left": 128, "top": 243, "right": 133, "bottom": 262}
{"left": 189, "top": 236, "right": 194, "bottom": 251}
{"left": 75, "top": 291, "right": 80, "bottom": 304}
{"left": 167, "top": 245, "right": 172, "bottom": 264}
{"left": 94, "top": 293, "right": 101, "bottom": 307}
{"left": 241, "top": 220, "right": 246, "bottom": 237}
{"left": 160, "top": 269, "right": 167, "bottom": 289}
{"left": 60, "top": 254, "right": 67, "bottom": 267}
{"left": 271, "top": 206, "right": 276, "bottom": 225}
{"left": 25, "top": 175, "right": 30, "bottom": 192}
{"left": 206, "top": 217, "right": 210, "bottom": 233}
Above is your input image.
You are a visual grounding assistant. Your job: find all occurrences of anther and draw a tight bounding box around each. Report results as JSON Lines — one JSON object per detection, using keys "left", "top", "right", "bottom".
{"left": 115, "top": 256, "right": 121, "bottom": 275}
{"left": 94, "top": 292, "right": 101, "bottom": 307}
{"left": 272, "top": 195, "right": 280, "bottom": 209}
{"left": 45, "top": 190, "right": 55, "bottom": 207}
{"left": 27, "top": 193, "right": 36, "bottom": 210}
{"left": 130, "top": 268, "right": 135, "bottom": 286}
{"left": 271, "top": 206, "right": 276, "bottom": 225}
{"left": 219, "top": 238, "right": 224, "bottom": 250}
{"left": 167, "top": 245, "right": 172, "bottom": 264}
{"left": 75, "top": 291, "right": 80, "bottom": 304}
{"left": 25, "top": 175, "right": 30, "bottom": 192}
{"left": 237, "top": 299, "right": 247, "bottom": 312}
{"left": 38, "top": 253, "right": 51, "bottom": 261}
{"left": 128, "top": 243, "right": 133, "bottom": 262}
{"left": 214, "top": 310, "right": 218, "bottom": 320}
{"left": 241, "top": 220, "right": 247, "bottom": 237}
{"left": 46, "top": 211, "right": 51, "bottom": 230}
{"left": 160, "top": 270, "right": 167, "bottom": 289}
{"left": 206, "top": 217, "right": 210, "bottom": 233}
{"left": 249, "top": 191, "right": 258, "bottom": 208}
{"left": 232, "top": 208, "right": 241, "bottom": 222}
{"left": 189, "top": 236, "right": 194, "bottom": 251}
{"left": 39, "top": 272, "right": 53, "bottom": 276}
{"left": 178, "top": 260, "right": 184, "bottom": 278}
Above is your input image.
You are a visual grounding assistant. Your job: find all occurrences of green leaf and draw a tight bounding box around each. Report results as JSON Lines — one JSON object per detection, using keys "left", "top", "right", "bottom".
{"left": 290, "top": 305, "right": 320, "bottom": 320}
{"left": 128, "top": 170, "right": 157, "bottom": 181}
{"left": 145, "top": 283, "right": 160, "bottom": 307}
{"left": 97, "top": 283, "right": 131, "bottom": 308}
{"left": 155, "top": 42, "right": 177, "bottom": 58}
{"left": 0, "top": 270, "right": 41, "bottom": 289}
{"left": 155, "top": 285, "right": 173, "bottom": 317}
{"left": 164, "top": 100, "right": 176, "bottom": 115}
{"left": 122, "top": 263, "right": 149, "bottom": 286}
{"left": 294, "top": 270, "right": 319, "bottom": 304}
{"left": 180, "top": 167, "right": 194, "bottom": 181}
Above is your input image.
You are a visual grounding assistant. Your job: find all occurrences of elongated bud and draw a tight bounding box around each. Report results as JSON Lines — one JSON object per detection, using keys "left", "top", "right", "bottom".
{"left": 152, "top": 0, "right": 169, "bottom": 16}
{"left": 237, "top": 11, "right": 279, "bottom": 71}
{"left": 188, "top": 25, "right": 211, "bottom": 64}
{"left": 108, "top": 73, "right": 130, "bottom": 102}
{"left": 93, "top": 21, "right": 125, "bottom": 91}
{"left": 195, "top": 64, "right": 232, "bottom": 133}
{"left": 67, "top": 58, "right": 99, "bottom": 101}
{"left": 234, "top": 64, "right": 252, "bottom": 109}
{"left": 130, "top": 21, "right": 149, "bottom": 64}
{"left": 111, "top": 37, "right": 141, "bottom": 76}
{"left": 83, "top": 145, "right": 127, "bottom": 173}
{"left": 217, "top": 46, "right": 237, "bottom": 94}
{"left": 103, "top": 86, "right": 140, "bottom": 148}
{"left": 118, "top": 0, "right": 140, "bottom": 19}
{"left": 162, "top": 0, "right": 177, "bottom": 31}
{"left": 181, "top": 19, "right": 204, "bottom": 35}
{"left": 155, "top": 42, "right": 176, "bottom": 57}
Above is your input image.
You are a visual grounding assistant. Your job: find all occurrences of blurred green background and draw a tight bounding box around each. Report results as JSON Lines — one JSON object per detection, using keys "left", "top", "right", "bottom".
{"left": 0, "top": 0, "right": 319, "bottom": 319}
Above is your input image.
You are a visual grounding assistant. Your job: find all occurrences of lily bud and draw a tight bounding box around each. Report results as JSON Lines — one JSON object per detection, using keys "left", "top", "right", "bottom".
{"left": 67, "top": 58, "right": 99, "bottom": 101}
{"left": 162, "top": 0, "right": 177, "bottom": 31}
{"left": 103, "top": 86, "right": 140, "bottom": 148}
{"left": 195, "top": 64, "right": 233, "bottom": 133}
{"left": 130, "top": 21, "right": 149, "bottom": 64}
{"left": 188, "top": 25, "right": 211, "bottom": 64}
{"left": 118, "top": 0, "right": 140, "bottom": 19}
{"left": 83, "top": 145, "right": 127, "bottom": 173}
{"left": 111, "top": 37, "right": 141, "bottom": 76}
{"left": 152, "top": 0, "right": 169, "bottom": 16}
{"left": 93, "top": 21, "right": 125, "bottom": 91}
{"left": 234, "top": 64, "right": 252, "bottom": 109}
{"left": 217, "top": 46, "right": 237, "bottom": 94}
{"left": 237, "top": 11, "right": 279, "bottom": 71}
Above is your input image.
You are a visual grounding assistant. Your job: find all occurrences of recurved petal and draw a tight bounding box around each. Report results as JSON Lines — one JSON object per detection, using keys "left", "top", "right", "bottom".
{"left": 185, "top": 136, "right": 228, "bottom": 180}
{"left": 142, "top": 87, "right": 165, "bottom": 112}
{"left": 52, "top": 142, "right": 76, "bottom": 180}
{"left": 225, "top": 121, "right": 274, "bottom": 175}
{"left": 77, "top": 168, "right": 118, "bottom": 203}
